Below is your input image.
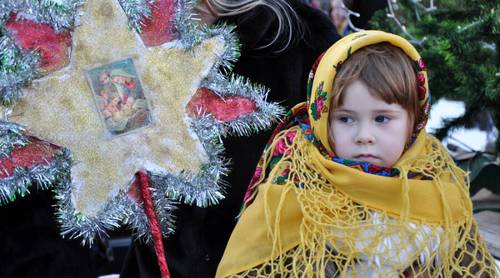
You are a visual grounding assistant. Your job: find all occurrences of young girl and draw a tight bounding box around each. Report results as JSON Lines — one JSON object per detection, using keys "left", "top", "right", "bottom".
{"left": 216, "top": 31, "right": 498, "bottom": 277}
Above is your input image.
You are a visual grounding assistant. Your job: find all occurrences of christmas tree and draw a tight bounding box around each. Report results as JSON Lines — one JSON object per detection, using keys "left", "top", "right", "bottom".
{"left": 370, "top": 0, "right": 499, "bottom": 152}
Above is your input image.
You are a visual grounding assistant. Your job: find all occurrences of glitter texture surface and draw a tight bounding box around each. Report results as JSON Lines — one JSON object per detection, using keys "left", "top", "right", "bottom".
{"left": 6, "top": 0, "right": 224, "bottom": 216}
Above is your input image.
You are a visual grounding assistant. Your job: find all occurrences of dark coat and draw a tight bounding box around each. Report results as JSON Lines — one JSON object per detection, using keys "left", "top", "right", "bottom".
{"left": 120, "top": 2, "right": 340, "bottom": 277}
{"left": 349, "top": 0, "right": 388, "bottom": 30}
{"left": 0, "top": 189, "right": 98, "bottom": 278}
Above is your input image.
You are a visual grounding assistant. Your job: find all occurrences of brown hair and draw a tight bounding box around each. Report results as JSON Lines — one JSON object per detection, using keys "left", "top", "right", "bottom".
{"left": 328, "top": 43, "right": 420, "bottom": 128}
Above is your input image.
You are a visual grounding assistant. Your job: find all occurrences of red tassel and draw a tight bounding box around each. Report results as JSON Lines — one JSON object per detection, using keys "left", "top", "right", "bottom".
{"left": 137, "top": 170, "right": 170, "bottom": 278}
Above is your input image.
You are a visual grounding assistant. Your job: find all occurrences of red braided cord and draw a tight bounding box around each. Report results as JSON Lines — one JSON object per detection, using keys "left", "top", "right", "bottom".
{"left": 137, "top": 170, "right": 170, "bottom": 278}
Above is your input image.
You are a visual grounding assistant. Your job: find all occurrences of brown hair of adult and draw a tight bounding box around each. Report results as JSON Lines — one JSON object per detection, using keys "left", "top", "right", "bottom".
{"left": 328, "top": 43, "right": 420, "bottom": 132}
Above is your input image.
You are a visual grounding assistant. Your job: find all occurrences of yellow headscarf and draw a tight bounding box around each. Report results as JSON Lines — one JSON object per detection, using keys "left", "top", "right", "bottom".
{"left": 217, "top": 31, "right": 498, "bottom": 277}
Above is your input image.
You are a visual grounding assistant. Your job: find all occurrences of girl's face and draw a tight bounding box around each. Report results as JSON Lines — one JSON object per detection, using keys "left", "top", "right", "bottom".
{"left": 328, "top": 80, "right": 412, "bottom": 168}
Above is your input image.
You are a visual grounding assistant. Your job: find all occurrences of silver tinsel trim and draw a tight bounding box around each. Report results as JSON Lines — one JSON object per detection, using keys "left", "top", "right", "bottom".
{"left": 55, "top": 181, "right": 177, "bottom": 245}
{"left": 144, "top": 0, "right": 283, "bottom": 206}
{"left": 174, "top": 0, "right": 240, "bottom": 71}
{"left": 174, "top": 0, "right": 199, "bottom": 46}
{"left": 199, "top": 23, "right": 240, "bottom": 73}
{"left": 201, "top": 72, "right": 286, "bottom": 137}
{"left": 125, "top": 174, "right": 178, "bottom": 243}
{"left": 0, "top": 34, "right": 40, "bottom": 106}
{"left": 0, "top": 0, "right": 284, "bottom": 244}
{"left": 175, "top": 0, "right": 240, "bottom": 72}
{"left": 0, "top": 0, "right": 84, "bottom": 32}
{"left": 175, "top": 0, "right": 284, "bottom": 137}
{"left": 0, "top": 143, "right": 67, "bottom": 205}
{"left": 0, "top": 0, "right": 84, "bottom": 106}
{"left": 54, "top": 152, "right": 177, "bottom": 244}
{"left": 150, "top": 114, "right": 231, "bottom": 207}
{"left": 0, "top": 120, "right": 29, "bottom": 157}
{"left": 118, "top": 0, "right": 156, "bottom": 33}
{"left": 0, "top": 121, "right": 32, "bottom": 204}
{"left": 0, "top": 123, "right": 176, "bottom": 243}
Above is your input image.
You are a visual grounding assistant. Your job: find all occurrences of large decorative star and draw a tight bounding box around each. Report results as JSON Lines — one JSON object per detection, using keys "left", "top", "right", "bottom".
{"left": 5, "top": 0, "right": 224, "bottom": 217}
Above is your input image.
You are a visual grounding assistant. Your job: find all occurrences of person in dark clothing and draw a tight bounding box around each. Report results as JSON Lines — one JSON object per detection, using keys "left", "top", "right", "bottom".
{"left": 347, "top": 0, "right": 387, "bottom": 30}
{"left": 0, "top": 188, "right": 98, "bottom": 278}
{"left": 120, "top": 1, "right": 340, "bottom": 277}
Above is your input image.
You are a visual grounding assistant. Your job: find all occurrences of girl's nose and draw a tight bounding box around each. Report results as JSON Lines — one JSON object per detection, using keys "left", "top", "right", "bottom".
{"left": 355, "top": 125, "right": 375, "bottom": 145}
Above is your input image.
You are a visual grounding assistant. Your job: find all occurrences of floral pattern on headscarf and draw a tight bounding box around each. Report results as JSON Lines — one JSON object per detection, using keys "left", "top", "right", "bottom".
{"left": 307, "top": 31, "right": 431, "bottom": 155}
{"left": 243, "top": 31, "right": 433, "bottom": 208}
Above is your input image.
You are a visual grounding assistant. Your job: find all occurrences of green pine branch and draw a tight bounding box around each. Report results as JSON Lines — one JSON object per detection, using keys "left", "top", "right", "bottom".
{"left": 370, "top": 0, "right": 500, "bottom": 152}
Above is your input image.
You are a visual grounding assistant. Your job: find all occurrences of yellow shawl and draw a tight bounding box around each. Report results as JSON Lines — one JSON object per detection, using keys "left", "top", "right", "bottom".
{"left": 217, "top": 31, "right": 498, "bottom": 277}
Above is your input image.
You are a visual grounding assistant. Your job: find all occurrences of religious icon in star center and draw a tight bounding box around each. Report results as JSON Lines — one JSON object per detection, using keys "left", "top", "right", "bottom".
{"left": 87, "top": 58, "right": 152, "bottom": 137}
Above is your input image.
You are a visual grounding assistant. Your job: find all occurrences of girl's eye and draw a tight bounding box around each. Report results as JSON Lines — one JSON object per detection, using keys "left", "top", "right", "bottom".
{"left": 375, "top": 115, "right": 390, "bottom": 123}
{"left": 338, "top": 116, "right": 354, "bottom": 123}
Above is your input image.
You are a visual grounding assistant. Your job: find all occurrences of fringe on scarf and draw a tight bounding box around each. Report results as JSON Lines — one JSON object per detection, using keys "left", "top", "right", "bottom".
{"left": 230, "top": 126, "right": 498, "bottom": 278}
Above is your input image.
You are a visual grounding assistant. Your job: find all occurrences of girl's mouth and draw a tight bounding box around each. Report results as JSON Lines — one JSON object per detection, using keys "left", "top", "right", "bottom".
{"left": 355, "top": 154, "right": 379, "bottom": 162}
